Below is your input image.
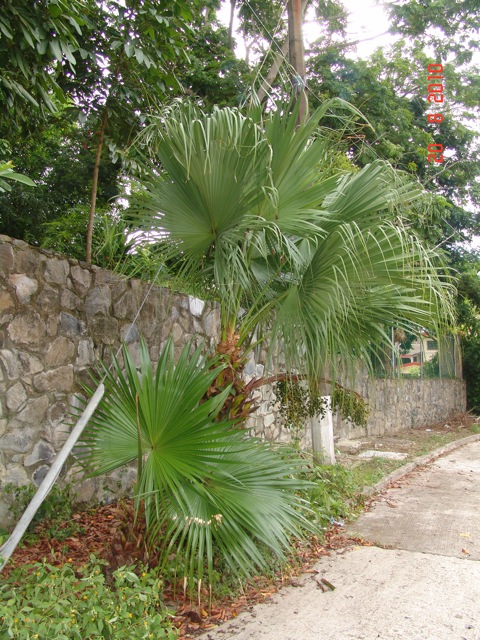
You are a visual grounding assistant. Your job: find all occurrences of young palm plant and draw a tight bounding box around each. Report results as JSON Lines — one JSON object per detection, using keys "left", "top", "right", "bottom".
{"left": 130, "top": 100, "right": 454, "bottom": 405}
{"left": 78, "top": 339, "right": 313, "bottom": 585}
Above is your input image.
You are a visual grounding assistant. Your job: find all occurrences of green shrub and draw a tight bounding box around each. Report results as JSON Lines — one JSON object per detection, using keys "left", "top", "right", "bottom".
{"left": 0, "top": 558, "right": 177, "bottom": 639}
{"left": 299, "top": 459, "right": 363, "bottom": 527}
{"left": 4, "top": 483, "right": 80, "bottom": 542}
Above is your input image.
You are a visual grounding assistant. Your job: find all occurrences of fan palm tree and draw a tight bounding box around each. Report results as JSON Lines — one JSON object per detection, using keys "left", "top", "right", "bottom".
{"left": 79, "top": 100, "right": 454, "bottom": 586}
{"left": 79, "top": 338, "right": 313, "bottom": 585}
{"left": 131, "top": 100, "right": 454, "bottom": 404}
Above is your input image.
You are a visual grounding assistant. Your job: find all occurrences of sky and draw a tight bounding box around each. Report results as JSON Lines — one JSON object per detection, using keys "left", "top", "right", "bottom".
{"left": 218, "top": 0, "right": 394, "bottom": 60}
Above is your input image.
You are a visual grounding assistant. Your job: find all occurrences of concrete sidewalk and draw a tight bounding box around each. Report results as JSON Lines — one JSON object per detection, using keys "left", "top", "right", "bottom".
{"left": 199, "top": 438, "right": 480, "bottom": 640}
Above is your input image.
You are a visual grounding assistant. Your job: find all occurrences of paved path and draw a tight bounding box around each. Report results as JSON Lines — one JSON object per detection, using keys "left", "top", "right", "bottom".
{"left": 199, "top": 439, "right": 480, "bottom": 640}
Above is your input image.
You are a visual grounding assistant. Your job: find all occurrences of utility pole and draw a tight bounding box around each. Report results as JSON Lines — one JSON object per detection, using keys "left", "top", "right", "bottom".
{"left": 287, "top": 0, "right": 308, "bottom": 123}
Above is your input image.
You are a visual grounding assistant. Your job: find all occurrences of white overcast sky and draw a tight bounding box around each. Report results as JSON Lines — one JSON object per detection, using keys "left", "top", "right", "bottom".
{"left": 218, "top": 0, "right": 393, "bottom": 60}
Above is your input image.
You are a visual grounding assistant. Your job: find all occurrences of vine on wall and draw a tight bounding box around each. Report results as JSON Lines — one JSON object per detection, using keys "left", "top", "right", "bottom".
{"left": 274, "top": 380, "right": 369, "bottom": 437}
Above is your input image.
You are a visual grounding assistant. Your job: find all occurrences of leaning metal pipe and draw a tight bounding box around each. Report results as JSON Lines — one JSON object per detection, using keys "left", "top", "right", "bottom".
{"left": 0, "top": 383, "right": 105, "bottom": 572}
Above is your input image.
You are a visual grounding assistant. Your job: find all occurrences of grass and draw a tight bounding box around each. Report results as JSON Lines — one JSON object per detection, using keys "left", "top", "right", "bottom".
{"left": 350, "top": 458, "right": 406, "bottom": 488}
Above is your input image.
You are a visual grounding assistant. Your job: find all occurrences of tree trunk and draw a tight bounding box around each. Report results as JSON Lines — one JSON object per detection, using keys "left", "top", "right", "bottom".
{"left": 86, "top": 106, "right": 109, "bottom": 265}
{"left": 256, "top": 39, "right": 290, "bottom": 104}
{"left": 255, "top": 0, "right": 309, "bottom": 109}
{"left": 228, "top": 0, "right": 236, "bottom": 50}
{"left": 287, "top": 0, "right": 308, "bottom": 123}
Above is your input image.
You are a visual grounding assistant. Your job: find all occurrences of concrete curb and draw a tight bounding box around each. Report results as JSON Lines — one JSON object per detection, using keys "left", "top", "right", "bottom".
{"left": 362, "top": 433, "right": 480, "bottom": 498}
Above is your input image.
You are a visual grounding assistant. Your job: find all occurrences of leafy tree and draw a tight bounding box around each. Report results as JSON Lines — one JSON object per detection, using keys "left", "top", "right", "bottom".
{"left": 0, "top": 0, "right": 87, "bottom": 121}
{"left": 0, "top": 113, "right": 120, "bottom": 243}
{"left": 386, "top": 0, "right": 480, "bottom": 59}
{"left": 452, "top": 250, "right": 480, "bottom": 411}
{"left": 0, "top": 0, "right": 202, "bottom": 262}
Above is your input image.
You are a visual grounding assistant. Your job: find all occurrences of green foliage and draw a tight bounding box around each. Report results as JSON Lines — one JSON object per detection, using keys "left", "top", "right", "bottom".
{"left": 274, "top": 380, "right": 369, "bottom": 435}
{"left": 351, "top": 457, "right": 405, "bottom": 488}
{"left": 423, "top": 354, "right": 440, "bottom": 378}
{"left": 0, "top": 115, "right": 121, "bottom": 243}
{"left": 0, "top": 558, "right": 177, "bottom": 639}
{"left": 78, "top": 338, "right": 313, "bottom": 586}
{"left": 274, "top": 380, "right": 325, "bottom": 436}
{"left": 4, "top": 483, "right": 79, "bottom": 542}
{"left": 0, "top": 161, "right": 35, "bottom": 192}
{"left": 0, "top": 0, "right": 87, "bottom": 120}
{"left": 299, "top": 459, "right": 363, "bottom": 527}
{"left": 387, "top": 0, "right": 480, "bottom": 58}
{"left": 331, "top": 387, "right": 369, "bottom": 428}
{"left": 454, "top": 255, "right": 480, "bottom": 412}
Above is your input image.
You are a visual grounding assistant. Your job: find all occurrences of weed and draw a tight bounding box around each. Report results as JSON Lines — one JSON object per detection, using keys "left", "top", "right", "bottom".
{"left": 299, "top": 458, "right": 364, "bottom": 527}
{"left": 0, "top": 557, "right": 177, "bottom": 639}
{"left": 4, "top": 483, "right": 82, "bottom": 542}
{"left": 351, "top": 458, "right": 405, "bottom": 487}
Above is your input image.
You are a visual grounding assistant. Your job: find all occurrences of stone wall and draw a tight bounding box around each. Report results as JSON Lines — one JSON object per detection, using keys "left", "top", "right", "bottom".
{"left": 333, "top": 377, "right": 467, "bottom": 440}
{"left": 0, "top": 236, "right": 226, "bottom": 526}
{"left": 0, "top": 235, "right": 466, "bottom": 527}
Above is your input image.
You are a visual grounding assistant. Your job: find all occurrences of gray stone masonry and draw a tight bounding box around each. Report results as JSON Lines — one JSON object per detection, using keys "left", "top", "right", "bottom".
{"left": 0, "top": 235, "right": 466, "bottom": 527}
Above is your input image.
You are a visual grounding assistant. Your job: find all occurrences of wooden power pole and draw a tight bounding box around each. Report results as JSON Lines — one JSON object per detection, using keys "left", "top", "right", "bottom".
{"left": 287, "top": 0, "right": 308, "bottom": 123}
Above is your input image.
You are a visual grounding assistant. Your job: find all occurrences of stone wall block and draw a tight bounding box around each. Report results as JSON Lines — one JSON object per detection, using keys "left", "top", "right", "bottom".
{"left": 37, "top": 284, "right": 59, "bottom": 308}
{"left": 89, "top": 316, "right": 118, "bottom": 345}
{"left": 71, "top": 265, "right": 92, "bottom": 296}
{"left": 94, "top": 270, "right": 124, "bottom": 286}
{"left": 4, "top": 464, "right": 29, "bottom": 487}
{"left": 8, "top": 274, "right": 38, "bottom": 303}
{"left": 127, "top": 342, "right": 141, "bottom": 367}
{"left": 0, "top": 349, "right": 20, "bottom": 379}
{"left": 32, "top": 465, "right": 50, "bottom": 486}
{"left": 33, "top": 366, "right": 74, "bottom": 393}
{"left": 18, "top": 352, "right": 44, "bottom": 375}
{"left": 189, "top": 296, "right": 205, "bottom": 317}
{"left": 85, "top": 285, "right": 111, "bottom": 319}
{"left": 44, "top": 258, "right": 69, "bottom": 286}
{"left": 171, "top": 323, "right": 183, "bottom": 344}
{"left": 204, "top": 309, "right": 220, "bottom": 337}
{"left": 16, "top": 396, "right": 49, "bottom": 424}
{"left": 6, "top": 382, "right": 27, "bottom": 412}
{"left": 60, "top": 289, "right": 82, "bottom": 311}
{"left": 8, "top": 310, "right": 46, "bottom": 348}
{"left": 45, "top": 336, "right": 75, "bottom": 367}
{"left": 110, "top": 279, "right": 128, "bottom": 302}
{"left": 14, "top": 248, "right": 42, "bottom": 274}
{"left": 59, "top": 312, "right": 86, "bottom": 337}
{"left": 122, "top": 323, "right": 139, "bottom": 344}
{"left": 0, "top": 243, "right": 14, "bottom": 272}
{"left": 0, "top": 289, "right": 15, "bottom": 314}
{"left": 0, "top": 427, "right": 36, "bottom": 453}
{"left": 113, "top": 291, "right": 136, "bottom": 319}
{"left": 76, "top": 339, "right": 95, "bottom": 367}
{"left": 25, "top": 440, "right": 55, "bottom": 467}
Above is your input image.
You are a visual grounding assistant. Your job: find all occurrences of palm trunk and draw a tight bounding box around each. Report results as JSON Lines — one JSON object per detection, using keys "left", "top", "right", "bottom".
{"left": 86, "top": 106, "right": 109, "bottom": 265}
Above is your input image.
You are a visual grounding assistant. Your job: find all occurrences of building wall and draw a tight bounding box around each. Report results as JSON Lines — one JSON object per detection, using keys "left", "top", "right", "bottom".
{"left": 0, "top": 236, "right": 466, "bottom": 526}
